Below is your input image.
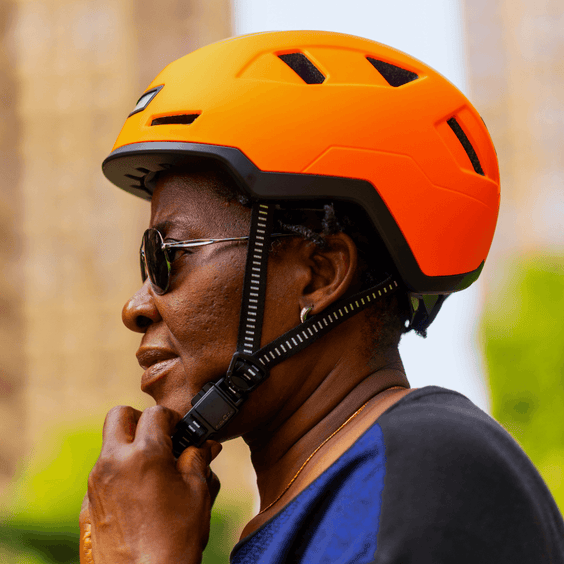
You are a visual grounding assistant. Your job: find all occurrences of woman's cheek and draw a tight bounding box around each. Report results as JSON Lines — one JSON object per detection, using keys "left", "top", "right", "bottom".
{"left": 168, "top": 263, "right": 242, "bottom": 359}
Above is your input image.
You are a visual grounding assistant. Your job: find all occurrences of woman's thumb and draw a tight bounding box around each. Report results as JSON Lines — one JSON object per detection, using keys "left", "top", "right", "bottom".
{"left": 176, "top": 440, "right": 222, "bottom": 484}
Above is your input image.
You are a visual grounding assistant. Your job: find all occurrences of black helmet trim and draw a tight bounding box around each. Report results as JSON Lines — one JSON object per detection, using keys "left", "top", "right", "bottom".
{"left": 103, "top": 141, "right": 483, "bottom": 295}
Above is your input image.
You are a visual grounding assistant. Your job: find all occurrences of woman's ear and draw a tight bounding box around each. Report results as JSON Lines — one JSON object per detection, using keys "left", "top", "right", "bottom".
{"left": 298, "top": 232, "right": 358, "bottom": 315}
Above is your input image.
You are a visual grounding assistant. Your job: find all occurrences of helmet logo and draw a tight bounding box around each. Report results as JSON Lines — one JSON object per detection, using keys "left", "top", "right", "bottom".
{"left": 128, "top": 85, "right": 164, "bottom": 117}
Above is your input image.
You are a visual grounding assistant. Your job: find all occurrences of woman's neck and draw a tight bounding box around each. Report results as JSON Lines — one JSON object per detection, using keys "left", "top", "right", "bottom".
{"left": 243, "top": 334, "right": 408, "bottom": 514}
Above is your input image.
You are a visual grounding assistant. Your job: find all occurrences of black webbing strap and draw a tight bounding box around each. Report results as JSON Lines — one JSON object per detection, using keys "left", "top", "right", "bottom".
{"left": 171, "top": 202, "right": 275, "bottom": 456}
{"left": 255, "top": 276, "right": 399, "bottom": 370}
{"left": 170, "top": 201, "right": 400, "bottom": 457}
{"left": 236, "top": 203, "right": 274, "bottom": 354}
{"left": 216, "top": 277, "right": 400, "bottom": 399}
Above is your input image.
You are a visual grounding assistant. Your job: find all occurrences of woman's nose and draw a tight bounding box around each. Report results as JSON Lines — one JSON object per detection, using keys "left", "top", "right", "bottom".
{"left": 122, "top": 281, "right": 162, "bottom": 333}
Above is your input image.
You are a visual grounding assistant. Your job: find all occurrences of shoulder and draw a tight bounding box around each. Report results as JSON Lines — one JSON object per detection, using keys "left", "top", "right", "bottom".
{"left": 374, "top": 386, "right": 564, "bottom": 563}
{"left": 376, "top": 385, "right": 540, "bottom": 513}
{"left": 378, "top": 385, "right": 521, "bottom": 465}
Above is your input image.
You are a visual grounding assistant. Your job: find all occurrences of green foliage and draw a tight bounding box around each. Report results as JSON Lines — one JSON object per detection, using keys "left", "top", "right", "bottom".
{"left": 4, "top": 422, "right": 102, "bottom": 533}
{"left": 1, "top": 418, "right": 241, "bottom": 563}
{"left": 0, "top": 525, "right": 79, "bottom": 564}
{"left": 481, "top": 256, "right": 564, "bottom": 511}
{"left": 204, "top": 508, "right": 239, "bottom": 564}
{"left": 0, "top": 420, "right": 101, "bottom": 562}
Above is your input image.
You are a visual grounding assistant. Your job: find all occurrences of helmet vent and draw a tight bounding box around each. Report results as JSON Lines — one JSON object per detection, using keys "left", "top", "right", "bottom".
{"left": 366, "top": 57, "right": 418, "bottom": 87}
{"left": 447, "top": 117, "right": 484, "bottom": 175}
{"left": 278, "top": 53, "right": 325, "bottom": 84}
{"left": 151, "top": 114, "right": 200, "bottom": 126}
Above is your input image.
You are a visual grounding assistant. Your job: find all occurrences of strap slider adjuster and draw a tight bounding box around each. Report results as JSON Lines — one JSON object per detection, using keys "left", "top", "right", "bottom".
{"left": 225, "top": 352, "right": 269, "bottom": 393}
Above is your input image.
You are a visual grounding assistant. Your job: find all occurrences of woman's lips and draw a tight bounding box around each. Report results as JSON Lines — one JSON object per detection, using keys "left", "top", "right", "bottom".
{"left": 140, "top": 356, "right": 181, "bottom": 393}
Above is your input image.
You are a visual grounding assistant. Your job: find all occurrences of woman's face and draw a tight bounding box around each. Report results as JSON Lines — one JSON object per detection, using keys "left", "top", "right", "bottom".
{"left": 122, "top": 171, "right": 304, "bottom": 434}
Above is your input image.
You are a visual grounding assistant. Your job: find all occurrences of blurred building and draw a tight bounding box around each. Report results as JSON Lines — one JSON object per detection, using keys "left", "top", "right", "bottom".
{"left": 463, "top": 0, "right": 564, "bottom": 509}
{"left": 0, "top": 0, "right": 25, "bottom": 495}
{"left": 0, "top": 0, "right": 254, "bottom": 509}
{"left": 463, "top": 0, "right": 564, "bottom": 288}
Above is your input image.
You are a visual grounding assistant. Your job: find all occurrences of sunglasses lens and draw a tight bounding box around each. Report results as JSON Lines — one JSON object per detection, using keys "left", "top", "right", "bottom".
{"left": 142, "top": 229, "right": 170, "bottom": 294}
{"left": 140, "top": 247, "right": 147, "bottom": 282}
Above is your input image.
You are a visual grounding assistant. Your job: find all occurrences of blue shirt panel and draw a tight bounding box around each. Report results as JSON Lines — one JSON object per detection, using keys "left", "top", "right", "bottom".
{"left": 230, "top": 423, "right": 386, "bottom": 564}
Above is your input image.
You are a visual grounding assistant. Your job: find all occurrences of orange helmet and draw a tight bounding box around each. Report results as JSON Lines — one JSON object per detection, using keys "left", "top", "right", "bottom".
{"left": 103, "top": 30, "right": 499, "bottom": 308}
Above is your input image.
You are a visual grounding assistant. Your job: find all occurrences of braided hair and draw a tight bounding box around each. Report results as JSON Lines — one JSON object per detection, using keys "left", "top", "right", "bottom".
{"left": 268, "top": 202, "right": 418, "bottom": 349}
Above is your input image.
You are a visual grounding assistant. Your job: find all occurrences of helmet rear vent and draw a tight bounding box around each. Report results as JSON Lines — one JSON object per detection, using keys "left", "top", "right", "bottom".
{"left": 278, "top": 53, "right": 325, "bottom": 84}
{"left": 151, "top": 114, "right": 200, "bottom": 126}
{"left": 447, "top": 117, "right": 484, "bottom": 175}
{"left": 366, "top": 57, "right": 418, "bottom": 87}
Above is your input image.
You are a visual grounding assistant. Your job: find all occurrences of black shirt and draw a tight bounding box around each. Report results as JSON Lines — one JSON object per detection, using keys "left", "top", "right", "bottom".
{"left": 232, "top": 386, "right": 564, "bottom": 563}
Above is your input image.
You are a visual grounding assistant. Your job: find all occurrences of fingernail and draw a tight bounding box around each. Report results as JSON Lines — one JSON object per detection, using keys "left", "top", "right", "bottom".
{"left": 210, "top": 441, "right": 222, "bottom": 460}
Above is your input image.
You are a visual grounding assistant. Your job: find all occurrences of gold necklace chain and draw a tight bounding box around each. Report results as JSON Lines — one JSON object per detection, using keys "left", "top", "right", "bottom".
{"left": 258, "top": 386, "right": 406, "bottom": 514}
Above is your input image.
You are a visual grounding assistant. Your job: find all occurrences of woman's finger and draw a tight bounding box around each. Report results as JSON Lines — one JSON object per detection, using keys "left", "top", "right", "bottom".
{"left": 176, "top": 440, "right": 222, "bottom": 486}
{"left": 133, "top": 405, "right": 180, "bottom": 450}
{"left": 101, "top": 405, "right": 142, "bottom": 447}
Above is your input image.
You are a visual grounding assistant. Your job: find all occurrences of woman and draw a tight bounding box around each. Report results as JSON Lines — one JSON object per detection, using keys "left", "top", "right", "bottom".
{"left": 80, "top": 31, "right": 564, "bottom": 563}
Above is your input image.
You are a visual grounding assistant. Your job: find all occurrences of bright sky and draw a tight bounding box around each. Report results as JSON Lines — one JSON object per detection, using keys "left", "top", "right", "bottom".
{"left": 232, "top": 0, "right": 491, "bottom": 412}
{"left": 233, "top": 0, "right": 468, "bottom": 92}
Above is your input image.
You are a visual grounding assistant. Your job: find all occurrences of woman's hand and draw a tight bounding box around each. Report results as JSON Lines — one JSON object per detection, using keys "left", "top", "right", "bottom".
{"left": 80, "top": 405, "right": 221, "bottom": 564}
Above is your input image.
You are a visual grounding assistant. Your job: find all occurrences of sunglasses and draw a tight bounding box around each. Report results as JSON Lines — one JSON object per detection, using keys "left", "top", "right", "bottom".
{"left": 140, "top": 228, "right": 291, "bottom": 295}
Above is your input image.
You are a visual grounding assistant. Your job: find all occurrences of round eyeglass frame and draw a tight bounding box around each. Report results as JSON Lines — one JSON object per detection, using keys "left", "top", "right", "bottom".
{"left": 140, "top": 228, "right": 292, "bottom": 295}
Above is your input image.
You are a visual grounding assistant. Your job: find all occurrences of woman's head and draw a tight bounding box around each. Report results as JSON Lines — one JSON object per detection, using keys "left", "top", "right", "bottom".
{"left": 122, "top": 166, "right": 408, "bottom": 435}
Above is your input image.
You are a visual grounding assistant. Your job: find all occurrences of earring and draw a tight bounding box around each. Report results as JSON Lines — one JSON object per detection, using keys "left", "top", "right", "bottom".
{"left": 300, "top": 306, "right": 313, "bottom": 324}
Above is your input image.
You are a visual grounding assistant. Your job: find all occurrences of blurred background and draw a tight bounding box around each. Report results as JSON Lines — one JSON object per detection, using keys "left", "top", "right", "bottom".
{"left": 0, "top": 0, "right": 563, "bottom": 562}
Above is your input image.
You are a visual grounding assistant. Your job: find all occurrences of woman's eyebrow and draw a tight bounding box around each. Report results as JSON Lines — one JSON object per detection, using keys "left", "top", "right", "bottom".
{"left": 152, "top": 220, "right": 174, "bottom": 234}
{"left": 153, "top": 219, "right": 200, "bottom": 239}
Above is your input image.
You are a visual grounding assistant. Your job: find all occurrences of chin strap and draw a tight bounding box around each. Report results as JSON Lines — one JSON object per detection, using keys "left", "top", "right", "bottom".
{"left": 171, "top": 202, "right": 399, "bottom": 458}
